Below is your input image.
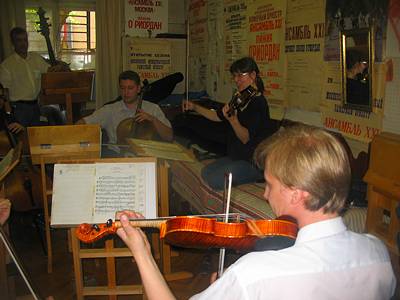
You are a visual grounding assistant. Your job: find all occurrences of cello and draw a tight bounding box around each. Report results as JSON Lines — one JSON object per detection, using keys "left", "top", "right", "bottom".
{"left": 116, "top": 82, "right": 161, "bottom": 144}
{"left": 0, "top": 86, "right": 43, "bottom": 212}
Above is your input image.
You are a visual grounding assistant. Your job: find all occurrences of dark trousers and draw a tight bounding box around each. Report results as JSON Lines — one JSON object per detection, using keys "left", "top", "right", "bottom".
{"left": 11, "top": 101, "right": 41, "bottom": 127}
{"left": 11, "top": 101, "right": 65, "bottom": 127}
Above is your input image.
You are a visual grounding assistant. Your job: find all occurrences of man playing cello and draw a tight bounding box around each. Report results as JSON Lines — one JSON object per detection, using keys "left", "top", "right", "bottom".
{"left": 77, "top": 70, "right": 173, "bottom": 157}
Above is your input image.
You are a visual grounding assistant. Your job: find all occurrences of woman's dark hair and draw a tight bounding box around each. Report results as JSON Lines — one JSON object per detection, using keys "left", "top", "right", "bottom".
{"left": 230, "top": 57, "right": 264, "bottom": 92}
{"left": 119, "top": 70, "right": 141, "bottom": 85}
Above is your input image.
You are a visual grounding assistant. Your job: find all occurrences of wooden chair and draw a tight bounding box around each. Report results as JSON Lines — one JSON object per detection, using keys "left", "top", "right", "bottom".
{"left": 364, "top": 132, "right": 400, "bottom": 256}
{"left": 27, "top": 124, "right": 101, "bottom": 273}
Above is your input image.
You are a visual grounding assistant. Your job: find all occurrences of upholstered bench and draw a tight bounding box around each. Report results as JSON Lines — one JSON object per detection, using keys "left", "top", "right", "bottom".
{"left": 170, "top": 159, "right": 367, "bottom": 233}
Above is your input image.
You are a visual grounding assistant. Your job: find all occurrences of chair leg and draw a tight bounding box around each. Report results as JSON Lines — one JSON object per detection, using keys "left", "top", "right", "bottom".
{"left": 40, "top": 160, "right": 52, "bottom": 274}
{"left": 45, "top": 219, "right": 52, "bottom": 273}
{"left": 43, "top": 194, "right": 52, "bottom": 274}
{"left": 32, "top": 211, "right": 47, "bottom": 256}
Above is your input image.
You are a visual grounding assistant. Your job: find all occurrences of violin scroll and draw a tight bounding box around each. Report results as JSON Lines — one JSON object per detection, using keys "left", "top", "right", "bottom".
{"left": 76, "top": 219, "right": 116, "bottom": 243}
{"left": 226, "top": 85, "right": 257, "bottom": 117}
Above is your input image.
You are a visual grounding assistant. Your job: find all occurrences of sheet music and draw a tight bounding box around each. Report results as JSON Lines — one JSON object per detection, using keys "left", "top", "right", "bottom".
{"left": 94, "top": 163, "right": 146, "bottom": 220}
{"left": 51, "top": 161, "right": 157, "bottom": 227}
{"left": 51, "top": 164, "right": 96, "bottom": 225}
{"left": 130, "top": 139, "right": 183, "bottom": 151}
{"left": 128, "top": 138, "right": 195, "bottom": 162}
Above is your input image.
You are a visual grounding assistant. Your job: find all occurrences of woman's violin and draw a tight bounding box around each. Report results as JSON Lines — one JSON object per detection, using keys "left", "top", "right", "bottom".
{"left": 76, "top": 215, "right": 298, "bottom": 252}
{"left": 226, "top": 85, "right": 257, "bottom": 117}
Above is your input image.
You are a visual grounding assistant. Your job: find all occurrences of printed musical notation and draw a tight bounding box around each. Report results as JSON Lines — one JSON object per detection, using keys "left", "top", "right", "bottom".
{"left": 94, "top": 163, "right": 146, "bottom": 216}
{"left": 51, "top": 161, "right": 157, "bottom": 227}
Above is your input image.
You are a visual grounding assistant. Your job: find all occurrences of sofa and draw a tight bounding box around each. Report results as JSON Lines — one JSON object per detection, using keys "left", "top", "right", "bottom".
{"left": 169, "top": 120, "right": 368, "bottom": 233}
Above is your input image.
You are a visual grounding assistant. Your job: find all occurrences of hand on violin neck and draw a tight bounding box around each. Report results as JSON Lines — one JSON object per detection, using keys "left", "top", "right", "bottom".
{"left": 115, "top": 211, "right": 151, "bottom": 256}
{"left": 222, "top": 104, "right": 237, "bottom": 121}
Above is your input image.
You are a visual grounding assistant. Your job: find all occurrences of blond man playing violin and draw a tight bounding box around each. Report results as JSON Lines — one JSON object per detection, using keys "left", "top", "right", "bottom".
{"left": 116, "top": 124, "right": 396, "bottom": 300}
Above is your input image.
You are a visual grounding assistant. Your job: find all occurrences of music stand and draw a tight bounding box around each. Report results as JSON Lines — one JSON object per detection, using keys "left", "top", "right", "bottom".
{"left": 27, "top": 124, "right": 101, "bottom": 273}
{"left": 40, "top": 71, "right": 94, "bottom": 124}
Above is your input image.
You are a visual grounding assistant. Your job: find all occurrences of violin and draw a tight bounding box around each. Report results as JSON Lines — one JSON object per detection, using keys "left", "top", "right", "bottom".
{"left": 226, "top": 85, "right": 257, "bottom": 117}
{"left": 116, "top": 82, "right": 160, "bottom": 144}
{"left": 76, "top": 215, "right": 298, "bottom": 252}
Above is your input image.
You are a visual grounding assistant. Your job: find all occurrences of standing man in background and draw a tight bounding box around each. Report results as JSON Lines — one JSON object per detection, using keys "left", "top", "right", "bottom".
{"left": 0, "top": 27, "right": 66, "bottom": 127}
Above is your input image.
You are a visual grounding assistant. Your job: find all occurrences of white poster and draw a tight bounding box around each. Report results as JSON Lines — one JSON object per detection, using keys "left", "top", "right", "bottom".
{"left": 125, "top": 0, "right": 169, "bottom": 37}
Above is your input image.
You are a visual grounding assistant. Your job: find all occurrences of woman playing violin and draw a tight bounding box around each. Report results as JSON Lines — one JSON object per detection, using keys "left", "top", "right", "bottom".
{"left": 183, "top": 57, "right": 274, "bottom": 190}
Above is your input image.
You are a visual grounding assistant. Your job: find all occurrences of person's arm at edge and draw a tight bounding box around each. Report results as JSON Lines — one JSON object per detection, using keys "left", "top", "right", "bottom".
{"left": 151, "top": 117, "right": 173, "bottom": 141}
{"left": 117, "top": 213, "right": 176, "bottom": 300}
{"left": 183, "top": 100, "right": 221, "bottom": 122}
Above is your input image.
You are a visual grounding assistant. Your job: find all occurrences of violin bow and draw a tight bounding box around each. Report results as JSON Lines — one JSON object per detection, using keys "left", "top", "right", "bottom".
{"left": 217, "top": 172, "right": 233, "bottom": 278}
{"left": 0, "top": 227, "right": 43, "bottom": 299}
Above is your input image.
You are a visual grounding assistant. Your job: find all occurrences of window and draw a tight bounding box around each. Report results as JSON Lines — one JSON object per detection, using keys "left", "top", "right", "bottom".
{"left": 25, "top": 8, "right": 52, "bottom": 56}
{"left": 25, "top": 8, "right": 96, "bottom": 70}
{"left": 59, "top": 10, "right": 96, "bottom": 70}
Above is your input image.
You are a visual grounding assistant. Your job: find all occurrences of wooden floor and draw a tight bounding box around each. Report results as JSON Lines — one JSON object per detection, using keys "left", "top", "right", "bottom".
{"left": 4, "top": 211, "right": 400, "bottom": 300}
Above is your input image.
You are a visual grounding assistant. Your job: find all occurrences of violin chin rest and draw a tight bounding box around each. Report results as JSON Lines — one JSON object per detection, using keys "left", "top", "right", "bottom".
{"left": 253, "top": 235, "right": 295, "bottom": 251}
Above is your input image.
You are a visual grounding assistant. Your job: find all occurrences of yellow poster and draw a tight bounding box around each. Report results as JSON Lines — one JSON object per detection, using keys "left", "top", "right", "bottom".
{"left": 285, "top": 0, "right": 326, "bottom": 111}
{"left": 247, "top": 0, "right": 286, "bottom": 105}
{"left": 320, "top": 102, "right": 382, "bottom": 143}
{"left": 223, "top": 0, "right": 249, "bottom": 75}
{"left": 125, "top": 38, "right": 171, "bottom": 81}
{"left": 189, "top": 0, "right": 208, "bottom": 58}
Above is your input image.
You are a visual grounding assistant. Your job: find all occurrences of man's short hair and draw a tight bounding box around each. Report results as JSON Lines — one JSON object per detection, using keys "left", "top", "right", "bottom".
{"left": 119, "top": 71, "right": 141, "bottom": 85}
{"left": 254, "top": 124, "right": 351, "bottom": 214}
{"left": 10, "top": 27, "right": 27, "bottom": 42}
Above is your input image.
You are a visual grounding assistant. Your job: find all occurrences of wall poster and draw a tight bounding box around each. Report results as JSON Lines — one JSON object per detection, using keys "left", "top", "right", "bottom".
{"left": 285, "top": 0, "right": 326, "bottom": 111}
{"left": 247, "top": 0, "right": 286, "bottom": 105}
{"left": 124, "top": 38, "right": 171, "bottom": 81}
{"left": 223, "top": 0, "right": 249, "bottom": 77}
{"left": 125, "top": 0, "right": 169, "bottom": 37}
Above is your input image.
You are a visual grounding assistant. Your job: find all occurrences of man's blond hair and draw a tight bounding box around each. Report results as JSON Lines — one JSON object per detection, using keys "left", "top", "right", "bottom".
{"left": 254, "top": 125, "right": 351, "bottom": 214}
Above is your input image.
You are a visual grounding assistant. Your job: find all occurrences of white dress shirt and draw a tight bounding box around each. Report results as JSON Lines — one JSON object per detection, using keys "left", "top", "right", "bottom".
{"left": 0, "top": 52, "right": 49, "bottom": 101}
{"left": 191, "top": 217, "right": 396, "bottom": 300}
{"left": 84, "top": 99, "right": 171, "bottom": 152}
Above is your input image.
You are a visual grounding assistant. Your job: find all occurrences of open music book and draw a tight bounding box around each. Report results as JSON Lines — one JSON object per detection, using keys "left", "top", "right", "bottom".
{"left": 50, "top": 161, "right": 157, "bottom": 227}
{"left": 127, "top": 138, "right": 195, "bottom": 162}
